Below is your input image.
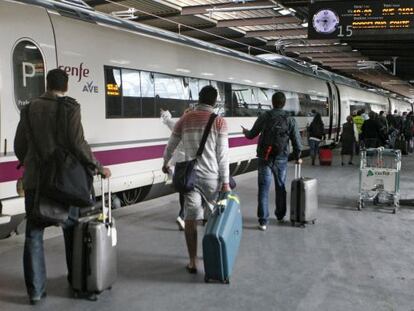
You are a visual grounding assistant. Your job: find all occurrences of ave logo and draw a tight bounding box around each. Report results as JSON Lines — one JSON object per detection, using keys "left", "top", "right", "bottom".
{"left": 83, "top": 81, "right": 98, "bottom": 93}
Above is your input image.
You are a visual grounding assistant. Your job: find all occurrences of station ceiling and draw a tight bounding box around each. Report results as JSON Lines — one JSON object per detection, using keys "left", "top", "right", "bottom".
{"left": 85, "top": 0, "right": 414, "bottom": 99}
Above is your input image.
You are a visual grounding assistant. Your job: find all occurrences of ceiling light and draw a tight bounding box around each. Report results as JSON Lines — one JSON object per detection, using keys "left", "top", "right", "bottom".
{"left": 352, "top": 49, "right": 358, "bottom": 52}
{"left": 201, "top": 72, "right": 214, "bottom": 76}
{"left": 25, "top": 45, "right": 38, "bottom": 50}
{"left": 176, "top": 68, "right": 190, "bottom": 73}
{"left": 341, "top": 43, "right": 348, "bottom": 46}
{"left": 278, "top": 9, "right": 291, "bottom": 15}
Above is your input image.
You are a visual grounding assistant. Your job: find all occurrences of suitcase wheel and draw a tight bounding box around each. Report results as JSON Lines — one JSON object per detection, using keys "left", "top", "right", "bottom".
{"left": 204, "top": 276, "right": 210, "bottom": 283}
{"left": 311, "top": 220, "right": 316, "bottom": 225}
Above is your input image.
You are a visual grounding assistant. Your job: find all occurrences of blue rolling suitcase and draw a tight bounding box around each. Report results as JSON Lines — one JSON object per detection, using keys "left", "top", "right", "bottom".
{"left": 203, "top": 192, "right": 242, "bottom": 284}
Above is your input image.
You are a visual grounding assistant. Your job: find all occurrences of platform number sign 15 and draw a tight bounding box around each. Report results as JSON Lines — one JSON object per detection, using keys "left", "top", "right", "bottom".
{"left": 12, "top": 41, "right": 45, "bottom": 111}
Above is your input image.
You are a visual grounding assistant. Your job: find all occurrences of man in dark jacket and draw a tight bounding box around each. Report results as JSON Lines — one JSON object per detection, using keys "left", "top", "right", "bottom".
{"left": 242, "top": 92, "right": 302, "bottom": 231}
{"left": 14, "top": 69, "right": 111, "bottom": 305}
{"left": 361, "top": 111, "right": 382, "bottom": 148}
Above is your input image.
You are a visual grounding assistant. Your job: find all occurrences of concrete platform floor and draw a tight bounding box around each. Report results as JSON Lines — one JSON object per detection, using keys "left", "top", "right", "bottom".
{"left": 1, "top": 154, "right": 414, "bottom": 311}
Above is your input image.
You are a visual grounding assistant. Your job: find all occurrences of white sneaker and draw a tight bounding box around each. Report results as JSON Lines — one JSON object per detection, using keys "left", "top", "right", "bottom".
{"left": 258, "top": 225, "right": 267, "bottom": 231}
{"left": 176, "top": 217, "right": 185, "bottom": 231}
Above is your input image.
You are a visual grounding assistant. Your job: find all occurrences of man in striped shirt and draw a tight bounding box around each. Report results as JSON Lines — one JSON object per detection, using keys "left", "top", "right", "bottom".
{"left": 163, "top": 86, "right": 230, "bottom": 273}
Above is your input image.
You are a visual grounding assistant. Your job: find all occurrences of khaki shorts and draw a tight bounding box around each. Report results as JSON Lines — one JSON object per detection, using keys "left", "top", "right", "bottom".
{"left": 184, "top": 177, "right": 220, "bottom": 221}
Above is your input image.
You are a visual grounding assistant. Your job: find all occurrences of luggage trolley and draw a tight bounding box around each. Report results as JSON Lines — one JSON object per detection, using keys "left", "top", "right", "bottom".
{"left": 358, "top": 147, "right": 401, "bottom": 213}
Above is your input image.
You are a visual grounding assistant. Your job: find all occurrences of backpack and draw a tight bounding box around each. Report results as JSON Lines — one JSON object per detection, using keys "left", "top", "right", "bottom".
{"left": 261, "top": 113, "right": 289, "bottom": 160}
{"left": 308, "top": 121, "right": 324, "bottom": 139}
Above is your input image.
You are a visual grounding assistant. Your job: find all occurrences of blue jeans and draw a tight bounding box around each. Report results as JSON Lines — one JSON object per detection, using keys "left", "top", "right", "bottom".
{"left": 23, "top": 191, "right": 78, "bottom": 299}
{"left": 257, "top": 158, "right": 288, "bottom": 225}
{"left": 309, "top": 139, "right": 320, "bottom": 161}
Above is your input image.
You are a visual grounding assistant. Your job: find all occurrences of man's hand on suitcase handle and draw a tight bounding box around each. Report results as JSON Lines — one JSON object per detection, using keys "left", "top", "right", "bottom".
{"left": 221, "top": 183, "right": 231, "bottom": 193}
{"left": 296, "top": 159, "right": 303, "bottom": 165}
{"left": 100, "top": 167, "right": 112, "bottom": 179}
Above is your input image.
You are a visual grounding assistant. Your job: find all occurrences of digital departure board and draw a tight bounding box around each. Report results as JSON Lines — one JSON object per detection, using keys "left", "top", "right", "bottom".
{"left": 308, "top": 0, "right": 414, "bottom": 39}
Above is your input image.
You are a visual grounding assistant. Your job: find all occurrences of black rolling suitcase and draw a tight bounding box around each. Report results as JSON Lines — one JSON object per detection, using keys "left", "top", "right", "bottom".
{"left": 290, "top": 164, "right": 318, "bottom": 227}
{"left": 395, "top": 135, "right": 408, "bottom": 155}
{"left": 71, "top": 178, "right": 117, "bottom": 300}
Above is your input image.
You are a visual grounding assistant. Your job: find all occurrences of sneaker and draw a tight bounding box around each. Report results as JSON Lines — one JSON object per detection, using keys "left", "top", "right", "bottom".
{"left": 277, "top": 218, "right": 286, "bottom": 224}
{"left": 29, "top": 292, "right": 47, "bottom": 305}
{"left": 176, "top": 217, "right": 185, "bottom": 231}
{"left": 257, "top": 224, "right": 267, "bottom": 231}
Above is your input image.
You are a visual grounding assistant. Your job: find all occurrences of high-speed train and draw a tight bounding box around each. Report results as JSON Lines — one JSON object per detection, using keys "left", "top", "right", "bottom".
{"left": 0, "top": 0, "right": 412, "bottom": 237}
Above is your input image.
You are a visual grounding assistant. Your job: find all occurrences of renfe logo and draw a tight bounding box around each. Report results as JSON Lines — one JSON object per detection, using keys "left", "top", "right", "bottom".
{"left": 58, "top": 63, "right": 90, "bottom": 82}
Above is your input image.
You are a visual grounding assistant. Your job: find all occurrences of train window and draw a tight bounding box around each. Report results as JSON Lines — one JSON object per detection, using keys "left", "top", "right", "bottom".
{"left": 189, "top": 78, "right": 199, "bottom": 103}
{"left": 232, "top": 84, "right": 254, "bottom": 117}
{"left": 297, "top": 93, "right": 328, "bottom": 117}
{"left": 154, "top": 73, "right": 190, "bottom": 117}
{"left": 13, "top": 41, "right": 45, "bottom": 111}
{"left": 210, "top": 81, "right": 229, "bottom": 116}
{"left": 141, "top": 71, "right": 155, "bottom": 118}
{"left": 350, "top": 101, "right": 370, "bottom": 115}
{"left": 122, "top": 69, "right": 141, "bottom": 118}
{"left": 284, "top": 92, "right": 301, "bottom": 116}
{"left": 105, "top": 67, "right": 122, "bottom": 117}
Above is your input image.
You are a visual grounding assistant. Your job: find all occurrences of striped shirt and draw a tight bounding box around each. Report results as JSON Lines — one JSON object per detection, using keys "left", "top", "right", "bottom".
{"left": 163, "top": 104, "right": 229, "bottom": 184}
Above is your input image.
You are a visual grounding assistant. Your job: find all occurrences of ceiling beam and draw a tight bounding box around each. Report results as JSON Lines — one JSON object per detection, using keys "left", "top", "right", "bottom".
{"left": 317, "top": 57, "right": 368, "bottom": 62}
{"left": 217, "top": 16, "right": 300, "bottom": 28}
{"left": 299, "top": 52, "right": 362, "bottom": 58}
{"left": 267, "top": 39, "right": 340, "bottom": 46}
{"left": 279, "top": 0, "right": 310, "bottom": 7}
{"left": 284, "top": 45, "right": 352, "bottom": 52}
{"left": 181, "top": 1, "right": 276, "bottom": 16}
{"left": 245, "top": 28, "right": 307, "bottom": 38}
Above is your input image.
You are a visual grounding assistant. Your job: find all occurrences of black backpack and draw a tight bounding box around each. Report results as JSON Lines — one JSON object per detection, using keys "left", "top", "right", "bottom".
{"left": 261, "top": 113, "right": 289, "bottom": 160}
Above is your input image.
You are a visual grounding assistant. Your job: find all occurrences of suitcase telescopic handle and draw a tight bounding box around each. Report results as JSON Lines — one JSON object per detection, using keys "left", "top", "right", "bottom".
{"left": 101, "top": 177, "right": 111, "bottom": 224}
{"left": 295, "top": 163, "right": 301, "bottom": 179}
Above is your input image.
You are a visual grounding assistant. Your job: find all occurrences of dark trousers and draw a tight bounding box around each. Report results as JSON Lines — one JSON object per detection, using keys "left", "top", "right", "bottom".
{"left": 178, "top": 192, "right": 185, "bottom": 219}
{"left": 257, "top": 157, "right": 288, "bottom": 225}
{"left": 23, "top": 191, "right": 77, "bottom": 299}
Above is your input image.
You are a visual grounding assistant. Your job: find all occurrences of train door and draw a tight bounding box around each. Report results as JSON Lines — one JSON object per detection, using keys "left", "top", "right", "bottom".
{"left": 0, "top": 1, "right": 57, "bottom": 156}
{"left": 387, "top": 97, "right": 392, "bottom": 114}
{"left": 326, "top": 82, "right": 340, "bottom": 142}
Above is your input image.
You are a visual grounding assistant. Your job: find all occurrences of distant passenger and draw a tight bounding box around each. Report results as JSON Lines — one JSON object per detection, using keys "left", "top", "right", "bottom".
{"left": 402, "top": 111, "right": 414, "bottom": 153}
{"left": 378, "top": 111, "right": 388, "bottom": 140}
{"left": 242, "top": 92, "right": 302, "bottom": 231}
{"left": 340, "top": 116, "right": 358, "bottom": 165}
{"left": 308, "top": 113, "right": 325, "bottom": 166}
{"left": 361, "top": 111, "right": 382, "bottom": 148}
{"left": 160, "top": 108, "right": 192, "bottom": 231}
{"left": 392, "top": 109, "right": 403, "bottom": 132}
{"left": 14, "top": 69, "right": 111, "bottom": 305}
{"left": 361, "top": 109, "right": 369, "bottom": 121}
{"left": 353, "top": 110, "right": 365, "bottom": 153}
{"left": 163, "top": 86, "right": 230, "bottom": 273}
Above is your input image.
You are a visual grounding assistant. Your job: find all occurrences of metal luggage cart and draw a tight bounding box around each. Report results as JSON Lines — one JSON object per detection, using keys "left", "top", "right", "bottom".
{"left": 358, "top": 147, "right": 401, "bottom": 213}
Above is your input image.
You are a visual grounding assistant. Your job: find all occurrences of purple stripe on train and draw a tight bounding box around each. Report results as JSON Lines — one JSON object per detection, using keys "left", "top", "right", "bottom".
{"left": 0, "top": 136, "right": 258, "bottom": 183}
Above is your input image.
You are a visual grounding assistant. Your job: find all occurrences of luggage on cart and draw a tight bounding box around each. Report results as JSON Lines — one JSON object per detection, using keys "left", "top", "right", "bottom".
{"left": 203, "top": 192, "right": 242, "bottom": 284}
{"left": 319, "top": 148, "right": 332, "bottom": 166}
{"left": 290, "top": 164, "right": 318, "bottom": 226}
{"left": 71, "top": 178, "right": 117, "bottom": 300}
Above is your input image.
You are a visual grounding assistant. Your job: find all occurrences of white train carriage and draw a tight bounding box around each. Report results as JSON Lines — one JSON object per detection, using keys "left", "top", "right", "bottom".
{"left": 0, "top": 0, "right": 412, "bottom": 237}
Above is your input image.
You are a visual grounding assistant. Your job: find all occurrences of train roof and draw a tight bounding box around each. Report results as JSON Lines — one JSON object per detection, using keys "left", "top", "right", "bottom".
{"left": 12, "top": 0, "right": 401, "bottom": 97}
